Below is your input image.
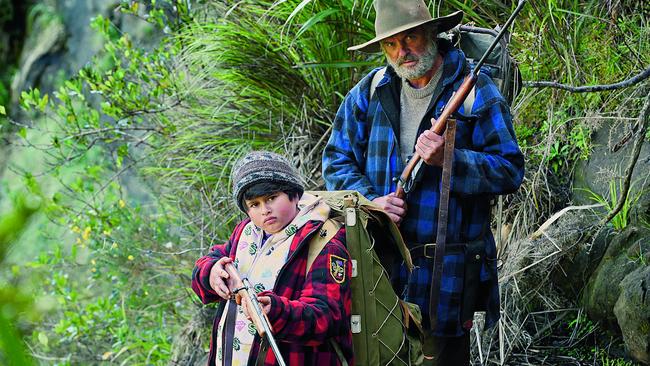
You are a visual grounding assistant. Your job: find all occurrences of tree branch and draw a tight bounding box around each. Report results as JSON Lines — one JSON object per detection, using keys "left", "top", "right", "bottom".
{"left": 600, "top": 93, "right": 650, "bottom": 227}
{"left": 524, "top": 66, "right": 650, "bottom": 93}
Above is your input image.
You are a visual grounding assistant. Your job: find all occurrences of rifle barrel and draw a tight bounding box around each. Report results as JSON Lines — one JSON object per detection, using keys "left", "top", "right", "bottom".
{"left": 474, "top": 0, "right": 528, "bottom": 74}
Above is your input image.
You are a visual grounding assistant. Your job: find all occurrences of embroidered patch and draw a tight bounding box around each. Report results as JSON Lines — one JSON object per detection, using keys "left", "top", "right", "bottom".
{"left": 329, "top": 255, "right": 346, "bottom": 283}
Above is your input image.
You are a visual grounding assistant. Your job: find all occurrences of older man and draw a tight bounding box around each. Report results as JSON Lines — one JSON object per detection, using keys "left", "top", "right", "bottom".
{"left": 322, "top": 0, "right": 525, "bottom": 364}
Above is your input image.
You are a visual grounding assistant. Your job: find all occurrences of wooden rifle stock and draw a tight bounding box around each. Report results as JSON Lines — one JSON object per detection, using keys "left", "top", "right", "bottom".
{"left": 223, "top": 263, "right": 287, "bottom": 366}
{"left": 395, "top": 72, "right": 478, "bottom": 198}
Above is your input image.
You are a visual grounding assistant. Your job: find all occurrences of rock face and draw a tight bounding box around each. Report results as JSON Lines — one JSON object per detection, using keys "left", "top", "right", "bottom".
{"left": 614, "top": 266, "right": 650, "bottom": 365}
{"left": 573, "top": 122, "right": 650, "bottom": 226}
{"left": 582, "top": 227, "right": 648, "bottom": 327}
{"left": 9, "top": 0, "right": 154, "bottom": 106}
{"left": 581, "top": 226, "right": 650, "bottom": 364}
{"left": 572, "top": 117, "right": 650, "bottom": 364}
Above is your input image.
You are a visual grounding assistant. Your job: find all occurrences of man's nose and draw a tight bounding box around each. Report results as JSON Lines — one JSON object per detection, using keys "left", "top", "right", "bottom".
{"left": 397, "top": 43, "right": 410, "bottom": 58}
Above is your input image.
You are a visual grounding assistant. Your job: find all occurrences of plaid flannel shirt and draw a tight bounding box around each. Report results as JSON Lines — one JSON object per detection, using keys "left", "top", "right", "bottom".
{"left": 192, "top": 218, "right": 353, "bottom": 366}
{"left": 322, "top": 39, "right": 524, "bottom": 336}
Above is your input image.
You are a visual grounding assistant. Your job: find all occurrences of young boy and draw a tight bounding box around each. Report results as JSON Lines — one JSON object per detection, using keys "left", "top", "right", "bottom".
{"left": 191, "top": 151, "right": 353, "bottom": 366}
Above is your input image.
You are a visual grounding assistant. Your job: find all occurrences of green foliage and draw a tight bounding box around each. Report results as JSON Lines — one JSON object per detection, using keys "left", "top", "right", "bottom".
{"left": 8, "top": 1, "right": 197, "bottom": 364}
{"left": 578, "top": 178, "right": 645, "bottom": 231}
{"left": 0, "top": 193, "right": 40, "bottom": 366}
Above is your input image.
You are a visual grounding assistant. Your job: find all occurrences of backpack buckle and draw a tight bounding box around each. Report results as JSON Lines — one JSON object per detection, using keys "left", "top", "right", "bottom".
{"left": 423, "top": 243, "right": 437, "bottom": 258}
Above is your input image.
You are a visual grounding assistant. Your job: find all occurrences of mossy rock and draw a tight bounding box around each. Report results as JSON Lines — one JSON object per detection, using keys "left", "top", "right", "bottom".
{"left": 582, "top": 226, "right": 650, "bottom": 330}
{"left": 614, "top": 265, "right": 650, "bottom": 365}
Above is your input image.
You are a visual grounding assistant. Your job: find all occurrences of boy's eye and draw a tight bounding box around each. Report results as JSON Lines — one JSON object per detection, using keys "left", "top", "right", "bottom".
{"left": 248, "top": 202, "right": 258, "bottom": 208}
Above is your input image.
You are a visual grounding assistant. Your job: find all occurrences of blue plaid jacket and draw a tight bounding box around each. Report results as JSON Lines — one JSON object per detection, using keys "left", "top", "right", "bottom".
{"left": 322, "top": 40, "right": 524, "bottom": 336}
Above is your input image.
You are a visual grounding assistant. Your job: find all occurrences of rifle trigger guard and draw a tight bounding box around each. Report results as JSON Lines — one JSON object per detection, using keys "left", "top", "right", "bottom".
{"left": 399, "top": 176, "right": 413, "bottom": 194}
{"left": 402, "top": 159, "right": 425, "bottom": 194}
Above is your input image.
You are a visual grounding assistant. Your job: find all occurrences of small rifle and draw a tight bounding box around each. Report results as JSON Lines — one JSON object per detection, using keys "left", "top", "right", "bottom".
{"left": 223, "top": 263, "right": 287, "bottom": 366}
{"left": 395, "top": 0, "right": 528, "bottom": 199}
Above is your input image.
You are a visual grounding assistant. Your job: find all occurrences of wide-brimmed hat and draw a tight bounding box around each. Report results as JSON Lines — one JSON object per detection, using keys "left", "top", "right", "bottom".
{"left": 348, "top": 0, "right": 463, "bottom": 53}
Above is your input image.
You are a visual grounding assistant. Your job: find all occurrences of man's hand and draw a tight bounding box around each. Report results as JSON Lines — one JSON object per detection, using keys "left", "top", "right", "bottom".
{"left": 372, "top": 192, "right": 407, "bottom": 224}
{"left": 209, "top": 257, "right": 233, "bottom": 299}
{"left": 416, "top": 129, "right": 445, "bottom": 167}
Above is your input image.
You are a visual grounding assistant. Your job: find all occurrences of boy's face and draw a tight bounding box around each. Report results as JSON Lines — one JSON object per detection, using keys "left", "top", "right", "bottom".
{"left": 244, "top": 192, "right": 300, "bottom": 234}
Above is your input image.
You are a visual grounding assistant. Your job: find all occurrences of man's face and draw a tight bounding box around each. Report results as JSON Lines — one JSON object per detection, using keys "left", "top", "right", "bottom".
{"left": 244, "top": 191, "right": 300, "bottom": 234}
{"left": 381, "top": 26, "right": 437, "bottom": 81}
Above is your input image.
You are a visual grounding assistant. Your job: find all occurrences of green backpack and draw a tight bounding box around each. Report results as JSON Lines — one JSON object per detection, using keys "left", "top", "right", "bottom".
{"left": 306, "top": 190, "right": 424, "bottom": 366}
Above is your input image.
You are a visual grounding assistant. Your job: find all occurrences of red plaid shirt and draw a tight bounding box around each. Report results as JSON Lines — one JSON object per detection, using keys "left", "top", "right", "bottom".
{"left": 192, "top": 218, "right": 353, "bottom": 366}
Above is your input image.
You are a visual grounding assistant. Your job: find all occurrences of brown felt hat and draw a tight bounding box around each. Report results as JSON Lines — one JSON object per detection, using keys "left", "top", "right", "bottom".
{"left": 348, "top": 0, "right": 463, "bottom": 53}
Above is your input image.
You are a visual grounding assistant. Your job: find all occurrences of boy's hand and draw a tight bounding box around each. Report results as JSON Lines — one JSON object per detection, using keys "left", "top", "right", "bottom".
{"left": 209, "top": 257, "right": 232, "bottom": 299}
{"left": 241, "top": 295, "right": 271, "bottom": 321}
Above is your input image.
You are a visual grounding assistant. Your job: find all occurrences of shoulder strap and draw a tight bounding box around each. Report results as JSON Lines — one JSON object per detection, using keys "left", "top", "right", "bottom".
{"left": 369, "top": 67, "right": 386, "bottom": 101}
{"left": 305, "top": 219, "right": 342, "bottom": 276}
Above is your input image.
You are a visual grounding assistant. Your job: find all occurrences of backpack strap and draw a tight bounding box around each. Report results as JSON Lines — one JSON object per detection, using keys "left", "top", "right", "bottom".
{"left": 369, "top": 67, "right": 386, "bottom": 101}
{"left": 305, "top": 219, "right": 342, "bottom": 276}
{"left": 306, "top": 218, "right": 347, "bottom": 366}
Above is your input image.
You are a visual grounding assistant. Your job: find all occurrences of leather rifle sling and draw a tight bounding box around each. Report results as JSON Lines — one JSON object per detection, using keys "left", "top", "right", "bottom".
{"left": 222, "top": 299, "right": 238, "bottom": 365}
{"left": 429, "top": 119, "right": 457, "bottom": 329}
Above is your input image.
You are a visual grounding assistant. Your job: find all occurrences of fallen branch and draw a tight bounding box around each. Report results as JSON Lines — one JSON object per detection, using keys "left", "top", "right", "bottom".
{"left": 530, "top": 203, "right": 604, "bottom": 240}
{"left": 524, "top": 66, "right": 650, "bottom": 93}
{"left": 600, "top": 93, "right": 650, "bottom": 226}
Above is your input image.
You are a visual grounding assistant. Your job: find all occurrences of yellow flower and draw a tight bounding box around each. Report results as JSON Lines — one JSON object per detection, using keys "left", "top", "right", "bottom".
{"left": 91, "top": 267, "right": 97, "bottom": 273}
{"left": 91, "top": 259, "right": 96, "bottom": 265}
{"left": 111, "top": 242, "right": 118, "bottom": 249}
{"left": 127, "top": 255, "right": 134, "bottom": 261}
{"left": 103, "top": 229, "right": 111, "bottom": 236}
{"left": 76, "top": 238, "right": 82, "bottom": 245}
{"left": 118, "top": 199, "right": 126, "bottom": 208}
{"left": 71, "top": 226, "right": 81, "bottom": 233}
{"left": 82, "top": 227, "right": 91, "bottom": 241}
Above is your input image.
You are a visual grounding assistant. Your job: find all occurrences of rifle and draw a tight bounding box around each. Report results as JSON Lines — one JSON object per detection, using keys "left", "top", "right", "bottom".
{"left": 395, "top": 0, "right": 528, "bottom": 199}
{"left": 223, "top": 262, "right": 287, "bottom": 366}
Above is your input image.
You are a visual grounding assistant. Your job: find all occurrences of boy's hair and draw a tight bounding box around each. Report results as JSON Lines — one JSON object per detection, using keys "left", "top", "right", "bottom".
{"left": 231, "top": 150, "right": 304, "bottom": 212}
{"left": 240, "top": 181, "right": 303, "bottom": 212}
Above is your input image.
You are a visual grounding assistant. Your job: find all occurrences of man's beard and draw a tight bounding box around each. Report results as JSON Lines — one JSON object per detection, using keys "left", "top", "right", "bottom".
{"left": 388, "top": 41, "right": 438, "bottom": 81}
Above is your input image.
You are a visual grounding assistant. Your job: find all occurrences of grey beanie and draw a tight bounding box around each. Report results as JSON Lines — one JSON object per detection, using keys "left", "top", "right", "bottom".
{"left": 231, "top": 151, "right": 304, "bottom": 212}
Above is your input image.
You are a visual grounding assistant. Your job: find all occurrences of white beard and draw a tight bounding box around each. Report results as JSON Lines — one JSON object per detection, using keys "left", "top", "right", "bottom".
{"left": 387, "top": 41, "right": 438, "bottom": 81}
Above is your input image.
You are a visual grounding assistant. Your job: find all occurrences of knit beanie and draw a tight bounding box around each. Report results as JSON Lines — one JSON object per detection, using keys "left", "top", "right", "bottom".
{"left": 231, "top": 151, "right": 304, "bottom": 212}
